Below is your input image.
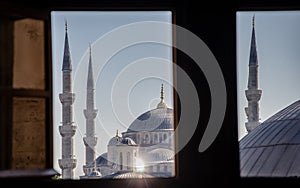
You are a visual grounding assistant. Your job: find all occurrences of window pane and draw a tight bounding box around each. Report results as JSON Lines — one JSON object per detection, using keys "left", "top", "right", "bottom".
{"left": 237, "top": 11, "right": 300, "bottom": 177}
{"left": 51, "top": 11, "right": 174, "bottom": 179}
{"left": 12, "top": 97, "right": 46, "bottom": 169}
{"left": 13, "top": 18, "right": 45, "bottom": 89}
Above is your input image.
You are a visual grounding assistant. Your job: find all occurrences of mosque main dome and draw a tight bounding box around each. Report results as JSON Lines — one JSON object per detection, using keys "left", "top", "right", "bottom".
{"left": 239, "top": 99, "right": 300, "bottom": 177}
{"left": 126, "top": 107, "right": 174, "bottom": 133}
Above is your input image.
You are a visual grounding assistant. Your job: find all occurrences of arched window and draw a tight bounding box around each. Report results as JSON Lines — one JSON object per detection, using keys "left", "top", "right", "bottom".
{"left": 137, "top": 134, "right": 140, "bottom": 144}
{"left": 127, "top": 152, "right": 131, "bottom": 170}
{"left": 145, "top": 134, "right": 149, "bottom": 144}
{"left": 154, "top": 134, "right": 158, "bottom": 143}
{"left": 120, "top": 152, "right": 123, "bottom": 170}
{"left": 164, "top": 165, "right": 168, "bottom": 172}
{"left": 164, "top": 133, "right": 168, "bottom": 143}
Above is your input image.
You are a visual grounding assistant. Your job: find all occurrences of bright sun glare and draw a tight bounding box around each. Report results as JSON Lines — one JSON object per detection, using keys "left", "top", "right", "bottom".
{"left": 136, "top": 158, "right": 145, "bottom": 172}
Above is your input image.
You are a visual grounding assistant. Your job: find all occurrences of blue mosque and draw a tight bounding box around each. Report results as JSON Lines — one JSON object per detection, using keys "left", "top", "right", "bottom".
{"left": 58, "top": 22, "right": 175, "bottom": 179}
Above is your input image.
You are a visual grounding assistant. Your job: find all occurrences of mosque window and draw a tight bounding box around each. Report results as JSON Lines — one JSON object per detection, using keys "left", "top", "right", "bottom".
{"left": 154, "top": 134, "right": 158, "bottom": 143}
{"left": 137, "top": 134, "right": 140, "bottom": 144}
{"left": 127, "top": 152, "right": 131, "bottom": 170}
{"left": 119, "top": 152, "right": 123, "bottom": 170}
{"left": 163, "top": 133, "right": 168, "bottom": 143}
{"left": 145, "top": 134, "right": 149, "bottom": 144}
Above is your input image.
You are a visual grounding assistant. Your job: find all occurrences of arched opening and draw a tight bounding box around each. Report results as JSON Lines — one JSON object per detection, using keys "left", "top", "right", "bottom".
{"left": 119, "top": 152, "right": 123, "bottom": 170}
{"left": 127, "top": 152, "right": 131, "bottom": 170}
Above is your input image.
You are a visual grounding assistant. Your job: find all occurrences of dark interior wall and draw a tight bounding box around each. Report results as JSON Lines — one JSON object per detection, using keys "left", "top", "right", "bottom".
{"left": 0, "top": 0, "right": 300, "bottom": 188}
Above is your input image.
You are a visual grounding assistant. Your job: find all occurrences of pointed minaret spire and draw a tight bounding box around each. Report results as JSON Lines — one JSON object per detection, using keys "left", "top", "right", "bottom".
{"left": 58, "top": 21, "right": 77, "bottom": 179}
{"left": 245, "top": 15, "right": 262, "bottom": 132}
{"left": 83, "top": 44, "right": 99, "bottom": 177}
{"left": 87, "top": 43, "right": 94, "bottom": 89}
{"left": 62, "top": 20, "right": 72, "bottom": 71}
{"left": 157, "top": 83, "right": 167, "bottom": 109}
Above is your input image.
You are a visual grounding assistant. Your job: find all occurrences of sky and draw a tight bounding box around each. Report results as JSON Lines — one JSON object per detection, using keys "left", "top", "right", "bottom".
{"left": 237, "top": 11, "right": 300, "bottom": 140}
{"left": 51, "top": 11, "right": 173, "bottom": 179}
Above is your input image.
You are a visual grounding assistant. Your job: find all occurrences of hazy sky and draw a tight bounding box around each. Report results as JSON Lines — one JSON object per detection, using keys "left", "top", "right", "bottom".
{"left": 51, "top": 11, "right": 173, "bottom": 179}
{"left": 237, "top": 11, "right": 300, "bottom": 140}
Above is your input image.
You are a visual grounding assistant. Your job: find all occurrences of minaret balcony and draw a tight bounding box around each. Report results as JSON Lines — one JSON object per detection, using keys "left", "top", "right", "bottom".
{"left": 59, "top": 125, "right": 76, "bottom": 137}
{"left": 84, "top": 109, "right": 98, "bottom": 119}
{"left": 83, "top": 137, "right": 98, "bottom": 147}
{"left": 245, "top": 89, "right": 262, "bottom": 101}
{"left": 59, "top": 93, "right": 75, "bottom": 104}
{"left": 59, "top": 158, "right": 77, "bottom": 169}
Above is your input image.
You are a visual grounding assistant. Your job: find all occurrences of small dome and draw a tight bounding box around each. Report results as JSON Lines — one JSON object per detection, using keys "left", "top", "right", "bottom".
{"left": 108, "top": 136, "right": 137, "bottom": 146}
{"left": 108, "top": 135, "right": 123, "bottom": 146}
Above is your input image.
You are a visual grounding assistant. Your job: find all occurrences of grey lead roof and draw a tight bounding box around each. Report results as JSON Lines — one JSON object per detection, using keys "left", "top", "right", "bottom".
{"left": 127, "top": 108, "right": 174, "bottom": 132}
{"left": 239, "top": 99, "right": 300, "bottom": 177}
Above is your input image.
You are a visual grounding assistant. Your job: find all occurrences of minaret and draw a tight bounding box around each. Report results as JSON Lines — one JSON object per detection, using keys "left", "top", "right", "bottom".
{"left": 157, "top": 83, "right": 167, "bottom": 109}
{"left": 83, "top": 44, "right": 99, "bottom": 176}
{"left": 245, "top": 16, "right": 262, "bottom": 132}
{"left": 58, "top": 21, "right": 77, "bottom": 179}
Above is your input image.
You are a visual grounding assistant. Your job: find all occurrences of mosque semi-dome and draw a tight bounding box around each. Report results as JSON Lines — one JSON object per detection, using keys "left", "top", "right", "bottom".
{"left": 95, "top": 153, "right": 108, "bottom": 166}
{"left": 239, "top": 99, "right": 300, "bottom": 177}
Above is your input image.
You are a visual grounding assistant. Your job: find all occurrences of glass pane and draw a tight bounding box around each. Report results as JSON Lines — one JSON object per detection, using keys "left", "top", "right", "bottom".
{"left": 51, "top": 11, "right": 174, "bottom": 179}
{"left": 12, "top": 97, "right": 46, "bottom": 169}
{"left": 13, "top": 18, "right": 45, "bottom": 89}
{"left": 237, "top": 11, "right": 300, "bottom": 177}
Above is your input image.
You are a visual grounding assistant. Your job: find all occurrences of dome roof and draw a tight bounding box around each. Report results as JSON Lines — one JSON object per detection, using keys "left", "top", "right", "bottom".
{"left": 95, "top": 153, "right": 108, "bottom": 166}
{"left": 108, "top": 136, "right": 137, "bottom": 146}
{"left": 122, "top": 137, "right": 137, "bottom": 145}
{"left": 108, "top": 136, "right": 123, "bottom": 146}
{"left": 89, "top": 170, "right": 102, "bottom": 177}
{"left": 239, "top": 99, "right": 300, "bottom": 177}
{"left": 127, "top": 108, "right": 174, "bottom": 133}
{"left": 144, "top": 148, "right": 174, "bottom": 162}
{"left": 102, "top": 171, "right": 154, "bottom": 179}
